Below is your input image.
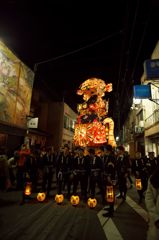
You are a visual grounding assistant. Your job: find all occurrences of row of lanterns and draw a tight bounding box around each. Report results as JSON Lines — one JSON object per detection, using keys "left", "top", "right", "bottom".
{"left": 24, "top": 179, "right": 142, "bottom": 206}
{"left": 24, "top": 183, "right": 115, "bottom": 208}
{"left": 55, "top": 194, "right": 98, "bottom": 208}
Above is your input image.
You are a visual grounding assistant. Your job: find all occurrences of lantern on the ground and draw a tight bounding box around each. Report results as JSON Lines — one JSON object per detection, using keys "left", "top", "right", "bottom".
{"left": 37, "top": 192, "right": 46, "bottom": 202}
{"left": 87, "top": 198, "right": 97, "bottom": 208}
{"left": 135, "top": 179, "right": 142, "bottom": 190}
{"left": 70, "top": 195, "right": 80, "bottom": 206}
{"left": 55, "top": 194, "right": 64, "bottom": 204}
{"left": 106, "top": 186, "right": 114, "bottom": 203}
{"left": 24, "top": 182, "right": 32, "bottom": 196}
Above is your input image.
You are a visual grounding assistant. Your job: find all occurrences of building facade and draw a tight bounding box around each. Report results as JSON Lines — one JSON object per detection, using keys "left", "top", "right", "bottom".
{"left": 122, "top": 40, "right": 159, "bottom": 158}
{"left": 141, "top": 41, "right": 159, "bottom": 157}
{"left": 0, "top": 40, "right": 77, "bottom": 155}
{"left": 0, "top": 41, "right": 34, "bottom": 155}
{"left": 27, "top": 85, "right": 77, "bottom": 151}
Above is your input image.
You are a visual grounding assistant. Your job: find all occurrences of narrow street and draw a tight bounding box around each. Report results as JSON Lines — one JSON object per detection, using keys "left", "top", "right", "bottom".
{"left": 0, "top": 183, "right": 148, "bottom": 240}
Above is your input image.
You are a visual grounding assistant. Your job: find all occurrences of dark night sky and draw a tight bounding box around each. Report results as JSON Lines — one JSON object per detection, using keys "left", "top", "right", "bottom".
{"left": 0, "top": 0, "right": 159, "bottom": 133}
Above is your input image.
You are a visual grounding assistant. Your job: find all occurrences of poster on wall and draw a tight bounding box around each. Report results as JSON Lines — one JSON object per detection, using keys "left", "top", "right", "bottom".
{"left": 0, "top": 40, "right": 34, "bottom": 127}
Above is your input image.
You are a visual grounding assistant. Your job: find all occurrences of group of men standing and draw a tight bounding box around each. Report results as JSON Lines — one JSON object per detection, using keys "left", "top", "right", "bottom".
{"left": 4, "top": 143, "right": 159, "bottom": 218}
{"left": 56, "top": 144, "right": 130, "bottom": 217}
{"left": 55, "top": 144, "right": 158, "bottom": 217}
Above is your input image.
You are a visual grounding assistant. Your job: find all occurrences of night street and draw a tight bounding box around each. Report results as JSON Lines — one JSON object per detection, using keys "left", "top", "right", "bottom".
{"left": 0, "top": 181, "right": 148, "bottom": 240}
{"left": 0, "top": 2, "right": 159, "bottom": 240}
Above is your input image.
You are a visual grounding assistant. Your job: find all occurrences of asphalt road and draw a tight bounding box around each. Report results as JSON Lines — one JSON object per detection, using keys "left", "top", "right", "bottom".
{"left": 0, "top": 181, "right": 148, "bottom": 240}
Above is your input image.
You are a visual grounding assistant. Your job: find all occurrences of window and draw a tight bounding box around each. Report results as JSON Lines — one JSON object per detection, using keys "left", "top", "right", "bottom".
{"left": 138, "top": 110, "right": 143, "bottom": 121}
{"left": 64, "top": 115, "right": 69, "bottom": 130}
{"left": 64, "top": 115, "right": 76, "bottom": 132}
{"left": 70, "top": 119, "right": 75, "bottom": 132}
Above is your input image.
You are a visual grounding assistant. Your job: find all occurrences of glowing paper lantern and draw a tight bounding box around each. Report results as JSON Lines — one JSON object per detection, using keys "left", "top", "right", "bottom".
{"left": 106, "top": 186, "right": 114, "bottom": 203}
{"left": 70, "top": 195, "right": 80, "bottom": 206}
{"left": 37, "top": 192, "right": 46, "bottom": 202}
{"left": 24, "top": 182, "right": 32, "bottom": 196}
{"left": 87, "top": 198, "right": 97, "bottom": 208}
{"left": 135, "top": 179, "right": 142, "bottom": 190}
{"left": 55, "top": 194, "right": 64, "bottom": 204}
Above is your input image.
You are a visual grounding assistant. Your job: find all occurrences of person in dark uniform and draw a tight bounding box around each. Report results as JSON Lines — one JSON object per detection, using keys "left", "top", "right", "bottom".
{"left": 56, "top": 144, "right": 73, "bottom": 198}
{"left": 102, "top": 144, "right": 116, "bottom": 217}
{"left": 25, "top": 151, "right": 38, "bottom": 192}
{"left": 116, "top": 145, "right": 129, "bottom": 201}
{"left": 72, "top": 148, "right": 90, "bottom": 201}
{"left": 42, "top": 147, "right": 56, "bottom": 197}
{"left": 89, "top": 148, "right": 104, "bottom": 202}
{"left": 132, "top": 151, "right": 148, "bottom": 204}
{"left": 145, "top": 152, "right": 158, "bottom": 177}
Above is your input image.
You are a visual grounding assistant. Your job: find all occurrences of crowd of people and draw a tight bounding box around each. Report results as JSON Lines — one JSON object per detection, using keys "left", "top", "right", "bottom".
{"left": 0, "top": 143, "right": 159, "bottom": 228}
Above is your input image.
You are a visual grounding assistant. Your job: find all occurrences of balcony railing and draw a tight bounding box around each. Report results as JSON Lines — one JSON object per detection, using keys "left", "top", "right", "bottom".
{"left": 145, "top": 109, "right": 159, "bottom": 128}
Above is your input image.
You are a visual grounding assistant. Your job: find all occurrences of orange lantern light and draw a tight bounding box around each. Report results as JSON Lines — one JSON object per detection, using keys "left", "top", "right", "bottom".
{"left": 55, "top": 194, "right": 64, "bottom": 204}
{"left": 135, "top": 179, "right": 142, "bottom": 190}
{"left": 70, "top": 195, "right": 80, "bottom": 206}
{"left": 24, "top": 182, "right": 32, "bottom": 196}
{"left": 87, "top": 198, "right": 97, "bottom": 208}
{"left": 106, "top": 186, "right": 114, "bottom": 203}
{"left": 37, "top": 192, "right": 46, "bottom": 202}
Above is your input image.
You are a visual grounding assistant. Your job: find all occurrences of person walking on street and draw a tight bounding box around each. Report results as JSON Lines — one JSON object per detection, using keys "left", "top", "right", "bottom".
{"left": 116, "top": 146, "right": 129, "bottom": 201}
{"left": 102, "top": 144, "right": 116, "bottom": 217}
{"left": 145, "top": 166, "right": 159, "bottom": 240}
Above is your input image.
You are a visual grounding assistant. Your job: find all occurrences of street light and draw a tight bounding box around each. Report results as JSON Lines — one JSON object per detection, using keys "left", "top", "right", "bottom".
{"left": 116, "top": 136, "right": 119, "bottom": 142}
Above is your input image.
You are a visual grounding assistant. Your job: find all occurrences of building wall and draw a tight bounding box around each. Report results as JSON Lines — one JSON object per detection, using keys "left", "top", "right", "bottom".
{"left": 38, "top": 102, "right": 49, "bottom": 131}
{"left": 47, "top": 102, "right": 64, "bottom": 151}
{"left": 35, "top": 101, "right": 78, "bottom": 151}
{"left": 122, "top": 109, "right": 136, "bottom": 158}
{"left": 0, "top": 122, "right": 26, "bottom": 155}
{"left": 141, "top": 41, "right": 159, "bottom": 156}
{"left": 0, "top": 43, "right": 77, "bottom": 153}
{"left": 0, "top": 41, "right": 34, "bottom": 154}
{"left": 121, "top": 41, "right": 159, "bottom": 158}
{"left": 145, "top": 122, "right": 159, "bottom": 137}
{"left": 29, "top": 86, "right": 77, "bottom": 151}
{"left": 62, "top": 103, "right": 77, "bottom": 149}
{"left": 151, "top": 41, "right": 159, "bottom": 59}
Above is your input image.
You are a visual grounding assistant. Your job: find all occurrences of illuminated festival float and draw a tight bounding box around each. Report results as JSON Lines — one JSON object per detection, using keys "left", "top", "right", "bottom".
{"left": 74, "top": 77, "right": 116, "bottom": 148}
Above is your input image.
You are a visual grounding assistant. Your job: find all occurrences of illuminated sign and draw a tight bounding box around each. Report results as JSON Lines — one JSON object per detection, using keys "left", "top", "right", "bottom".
{"left": 27, "top": 117, "right": 39, "bottom": 128}
{"left": 133, "top": 85, "right": 151, "bottom": 99}
{"left": 144, "top": 59, "right": 159, "bottom": 79}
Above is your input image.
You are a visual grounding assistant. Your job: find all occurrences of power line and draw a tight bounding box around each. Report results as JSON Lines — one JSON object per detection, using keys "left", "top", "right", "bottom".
{"left": 34, "top": 29, "right": 123, "bottom": 71}
{"left": 119, "top": 0, "right": 140, "bottom": 104}
{"left": 115, "top": 1, "right": 130, "bottom": 134}
{"left": 130, "top": 17, "right": 150, "bottom": 81}
{"left": 119, "top": 13, "right": 151, "bottom": 123}
{"left": 116, "top": 1, "right": 130, "bottom": 96}
{"left": 124, "top": 5, "right": 152, "bottom": 103}
{"left": 122, "top": 0, "right": 140, "bottom": 90}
